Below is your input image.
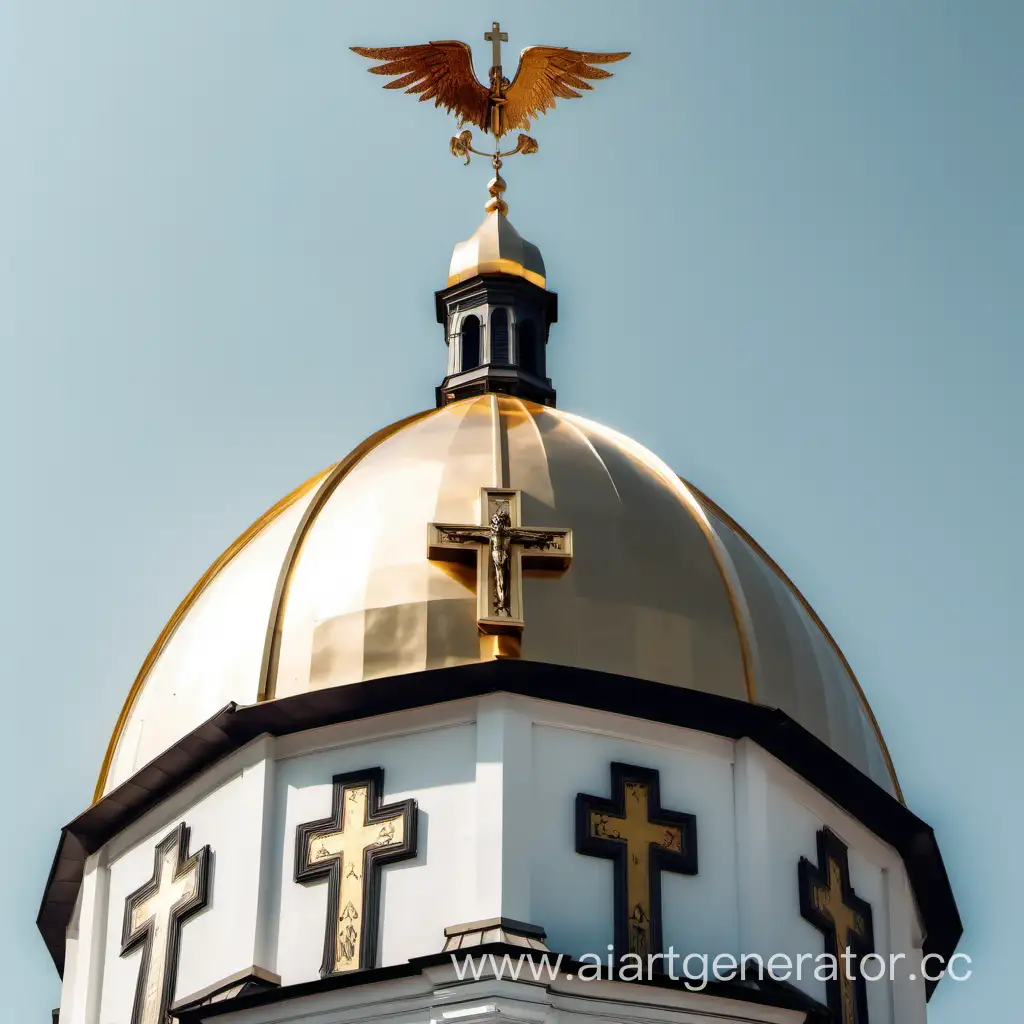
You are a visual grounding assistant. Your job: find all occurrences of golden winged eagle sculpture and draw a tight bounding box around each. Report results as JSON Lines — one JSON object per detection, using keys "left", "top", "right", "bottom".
{"left": 351, "top": 24, "right": 628, "bottom": 169}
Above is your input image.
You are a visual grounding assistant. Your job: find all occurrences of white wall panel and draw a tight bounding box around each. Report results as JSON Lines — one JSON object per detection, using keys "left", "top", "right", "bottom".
{"left": 98, "top": 760, "right": 266, "bottom": 1023}
{"left": 529, "top": 720, "right": 738, "bottom": 963}
{"left": 272, "top": 722, "right": 477, "bottom": 984}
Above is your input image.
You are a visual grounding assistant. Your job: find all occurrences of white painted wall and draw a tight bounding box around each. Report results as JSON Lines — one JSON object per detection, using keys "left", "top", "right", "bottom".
{"left": 271, "top": 720, "right": 477, "bottom": 983}
{"left": 528, "top": 711, "right": 737, "bottom": 962}
{"left": 737, "top": 740, "right": 926, "bottom": 1024}
{"left": 59, "top": 696, "right": 929, "bottom": 1024}
{"left": 97, "top": 749, "right": 269, "bottom": 1024}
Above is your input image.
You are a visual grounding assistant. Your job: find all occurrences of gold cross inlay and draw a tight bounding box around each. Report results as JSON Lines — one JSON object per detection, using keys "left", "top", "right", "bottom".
{"left": 590, "top": 781, "right": 682, "bottom": 960}
{"left": 120, "top": 823, "right": 209, "bottom": 1024}
{"left": 577, "top": 764, "right": 697, "bottom": 964}
{"left": 815, "top": 857, "right": 870, "bottom": 1024}
{"left": 302, "top": 784, "right": 405, "bottom": 973}
{"left": 428, "top": 488, "right": 572, "bottom": 642}
{"left": 799, "top": 829, "right": 874, "bottom": 1024}
{"left": 295, "top": 772, "right": 416, "bottom": 978}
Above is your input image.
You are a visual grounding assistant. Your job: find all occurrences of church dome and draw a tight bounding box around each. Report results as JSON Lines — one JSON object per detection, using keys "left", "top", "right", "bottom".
{"left": 96, "top": 394, "right": 899, "bottom": 801}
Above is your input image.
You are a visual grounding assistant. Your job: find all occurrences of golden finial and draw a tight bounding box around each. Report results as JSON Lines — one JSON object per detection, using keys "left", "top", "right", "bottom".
{"left": 352, "top": 24, "right": 628, "bottom": 209}
{"left": 484, "top": 174, "right": 507, "bottom": 215}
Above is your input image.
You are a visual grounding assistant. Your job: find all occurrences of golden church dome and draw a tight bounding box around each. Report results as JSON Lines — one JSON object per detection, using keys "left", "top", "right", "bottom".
{"left": 96, "top": 395, "right": 899, "bottom": 801}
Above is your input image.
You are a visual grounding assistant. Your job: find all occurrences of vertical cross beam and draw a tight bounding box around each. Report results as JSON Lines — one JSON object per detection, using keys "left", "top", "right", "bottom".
{"left": 799, "top": 828, "right": 875, "bottom": 1024}
{"left": 295, "top": 768, "right": 418, "bottom": 976}
{"left": 120, "top": 822, "right": 211, "bottom": 1024}
{"left": 484, "top": 21, "right": 508, "bottom": 71}
{"left": 576, "top": 763, "right": 697, "bottom": 965}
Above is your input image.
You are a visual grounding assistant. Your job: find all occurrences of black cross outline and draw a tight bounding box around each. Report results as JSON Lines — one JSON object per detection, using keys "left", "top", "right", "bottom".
{"left": 798, "top": 827, "right": 875, "bottom": 1024}
{"left": 120, "top": 821, "right": 211, "bottom": 1024}
{"left": 575, "top": 762, "right": 697, "bottom": 965}
{"left": 294, "top": 767, "right": 418, "bottom": 977}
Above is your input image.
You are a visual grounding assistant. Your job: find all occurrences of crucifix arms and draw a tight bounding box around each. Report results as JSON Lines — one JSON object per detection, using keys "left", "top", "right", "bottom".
{"left": 434, "top": 525, "right": 491, "bottom": 548}
{"left": 433, "top": 520, "right": 567, "bottom": 559}
{"left": 511, "top": 528, "right": 565, "bottom": 550}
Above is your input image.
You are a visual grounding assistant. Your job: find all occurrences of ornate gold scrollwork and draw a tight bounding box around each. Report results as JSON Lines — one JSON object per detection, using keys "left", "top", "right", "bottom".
{"left": 449, "top": 130, "right": 539, "bottom": 167}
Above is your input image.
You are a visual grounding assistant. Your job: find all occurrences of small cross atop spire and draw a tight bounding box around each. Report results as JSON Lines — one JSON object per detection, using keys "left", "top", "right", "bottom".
{"left": 484, "top": 21, "right": 508, "bottom": 71}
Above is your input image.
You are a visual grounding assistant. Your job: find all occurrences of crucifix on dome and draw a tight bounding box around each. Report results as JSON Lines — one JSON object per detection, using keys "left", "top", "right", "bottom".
{"left": 428, "top": 487, "right": 572, "bottom": 656}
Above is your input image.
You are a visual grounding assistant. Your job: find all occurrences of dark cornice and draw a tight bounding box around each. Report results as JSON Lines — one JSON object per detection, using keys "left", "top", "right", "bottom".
{"left": 434, "top": 274, "right": 558, "bottom": 325}
{"left": 38, "top": 659, "right": 961, "bottom": 997}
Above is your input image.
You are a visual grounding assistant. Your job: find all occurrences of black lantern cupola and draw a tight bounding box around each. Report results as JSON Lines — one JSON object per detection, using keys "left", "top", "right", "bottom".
{"left": 435, "top": 175, "right": 558, "bottom": 407}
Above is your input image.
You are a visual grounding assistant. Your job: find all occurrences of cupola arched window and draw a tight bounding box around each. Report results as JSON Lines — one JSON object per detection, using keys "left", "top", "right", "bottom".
{"left": 518, "top": 319, "right": 539, "bottom": 376}
{"left": 490, "top": 308, "right": 510, "bottom": 363}
{"left": 460, "top": 315, "right": 480, "bottom": 371}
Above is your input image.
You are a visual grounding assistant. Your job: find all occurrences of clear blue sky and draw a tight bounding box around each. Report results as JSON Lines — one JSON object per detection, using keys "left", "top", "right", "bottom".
{"left": 1, "top": 3, "right": 1018, "bottom": 1020}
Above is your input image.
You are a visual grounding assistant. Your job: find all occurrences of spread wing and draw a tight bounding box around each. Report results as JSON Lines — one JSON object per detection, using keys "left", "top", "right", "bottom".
{"left": 350, "top": 41, "right": 491, "bottom": 132}
{"left": 502, "top": 47, "right": 630, "bottom": 132}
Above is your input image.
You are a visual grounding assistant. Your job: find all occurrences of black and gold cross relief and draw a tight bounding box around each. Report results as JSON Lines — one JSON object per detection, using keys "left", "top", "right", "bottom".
{"left": 576, "top": 763, "right": 697, "bottom": 963}
{"left": 799, "top": 828, "right": 875, "bottom": 1024}
{"left": 295, "top": 768, "right": 417, "bottom": 976}
{"left": 120, "top": 821, "right": 211, "bottom": 1024}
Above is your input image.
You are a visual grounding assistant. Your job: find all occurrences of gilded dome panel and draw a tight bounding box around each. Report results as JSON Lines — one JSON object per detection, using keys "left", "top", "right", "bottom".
{"left": 696, "top": 497, "right": 898, "bottom": 796}
{"left": 273, "top": 398, "right": 492, "bottom": 696}
{"left": 511, "top": 407, "right": 749, "bottom": 697}
{"left": 99, "top": 469, "right": 331, "bottom": 793}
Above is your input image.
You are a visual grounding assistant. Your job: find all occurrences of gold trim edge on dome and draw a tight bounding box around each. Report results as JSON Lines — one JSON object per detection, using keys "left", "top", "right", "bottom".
{"left": 683, "top": 480, "right": 904, "bottom": 804}
{"left": 92, "top": 464, "right": 336, "bottom": 804}
{"left": 556, "top": 409, "right": 760, "bottom": 706}
{"left": 256, "top": 407, "right": 441, "bottom": 703}
{"left": 673, "top": 481, "right": 761, "bottom": 706}
{"left": 447, "top": 258, "right": 546, "bottom": 289}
